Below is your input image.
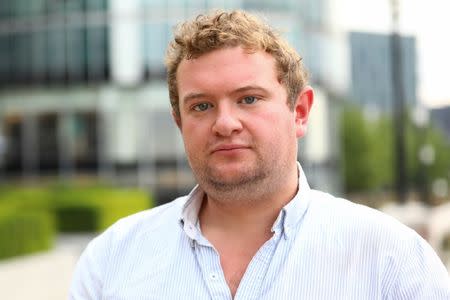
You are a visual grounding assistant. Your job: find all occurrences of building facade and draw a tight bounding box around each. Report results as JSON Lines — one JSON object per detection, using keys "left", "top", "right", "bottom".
{"left": 349, "top": 31, "right": 417, "bottom": 112}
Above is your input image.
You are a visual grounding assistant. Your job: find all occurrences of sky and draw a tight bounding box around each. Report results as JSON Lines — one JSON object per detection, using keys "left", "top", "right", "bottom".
{"left": 334, "top": 0, "right": 450, "bottom": 108}
{"left": 414, "top": 0, "right": 450, "bottom": 108}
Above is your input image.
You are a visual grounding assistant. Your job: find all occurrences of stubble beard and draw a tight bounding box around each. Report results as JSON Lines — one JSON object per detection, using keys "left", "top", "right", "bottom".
{"left": 190, "top": 153, "right": 289, "bottom": 206}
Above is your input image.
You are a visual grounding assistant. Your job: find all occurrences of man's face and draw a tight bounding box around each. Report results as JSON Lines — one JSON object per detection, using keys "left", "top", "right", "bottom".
{"left": 175, "top": 47, "right": 311, "bottom": 198}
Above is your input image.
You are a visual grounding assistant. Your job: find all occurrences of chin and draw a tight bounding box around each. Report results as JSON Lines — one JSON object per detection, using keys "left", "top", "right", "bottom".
{"left": 210, "top": 163, "right": 252, "bottom": 177}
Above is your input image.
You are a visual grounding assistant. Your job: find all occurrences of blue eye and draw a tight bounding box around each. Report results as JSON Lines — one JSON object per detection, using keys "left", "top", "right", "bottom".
{"left": 193, "top": 103, "right": 212, "bottom": 111}
{"left": 240, "top": 96, "right": 258, "bottom": 105}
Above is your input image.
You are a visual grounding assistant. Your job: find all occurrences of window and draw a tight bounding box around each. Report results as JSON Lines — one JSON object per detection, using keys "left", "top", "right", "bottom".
{"left": 0, "top": 0, "right": 109, "bottom": 85}
{"left": 3, "top": 114, "right": 23, "bottom": 171}
{"left": 38, "top": 113, "right": 58, "bottom": 171}
{"left": 73, "top": 112, "right": 98, "bottom": 169}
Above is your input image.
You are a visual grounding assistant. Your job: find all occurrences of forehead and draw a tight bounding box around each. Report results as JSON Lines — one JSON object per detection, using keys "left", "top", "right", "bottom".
{"left": 176, "top": 47, "right": 280, "bottom": 98}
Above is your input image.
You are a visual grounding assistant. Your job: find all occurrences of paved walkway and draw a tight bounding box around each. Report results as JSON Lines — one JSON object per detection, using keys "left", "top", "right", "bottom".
{"left": 0, "top": 234, "right": 95, "bottom": 300}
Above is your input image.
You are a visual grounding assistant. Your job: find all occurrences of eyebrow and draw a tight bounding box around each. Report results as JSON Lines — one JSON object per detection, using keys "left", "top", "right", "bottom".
{"left": 230, "top": 85, "right": 270, "bottom": 96}
{"left": 182, "top": 92, "right": 210, "bottom": 105}
{"left": 181, "top": 85, "right": 270, "bottom": 104}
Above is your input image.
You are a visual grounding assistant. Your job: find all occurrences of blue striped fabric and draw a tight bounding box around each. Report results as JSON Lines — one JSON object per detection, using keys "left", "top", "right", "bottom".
{"left": 69, "top": 165, "right": 450, "bottom": 299}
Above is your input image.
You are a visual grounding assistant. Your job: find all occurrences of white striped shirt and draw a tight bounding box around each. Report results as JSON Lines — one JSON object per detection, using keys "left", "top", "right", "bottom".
{"left": 69, "top": 166, "right": 450, "bottom": 299}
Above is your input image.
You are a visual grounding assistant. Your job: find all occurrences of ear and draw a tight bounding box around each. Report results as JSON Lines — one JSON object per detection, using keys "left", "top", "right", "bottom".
{"left": 294, "top": 86, "right": 314, "bottom": 138}
{"left": 172, "top": 110, "right": 182, "bottom": 129}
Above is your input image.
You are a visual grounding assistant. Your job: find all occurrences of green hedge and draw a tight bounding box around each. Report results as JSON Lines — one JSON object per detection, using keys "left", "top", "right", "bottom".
{"left": 53, "top": 187, "right": 152, "bottom": 232}
{"left": 55, "top": 205, "right": 100, "bottom": 232}
{"left": 0, "top": 187, "right": 52, "bottom": 212}
{"left": 0, "top": 184, "right": 153, "bottom": 259}
{"left": 0, "top": 211, "right": 55, "bottom": 259}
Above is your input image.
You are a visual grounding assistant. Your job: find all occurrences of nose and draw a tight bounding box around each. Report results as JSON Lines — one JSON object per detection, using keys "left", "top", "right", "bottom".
{"left": 212, "top": 105, "right": 243, "bottom": 137}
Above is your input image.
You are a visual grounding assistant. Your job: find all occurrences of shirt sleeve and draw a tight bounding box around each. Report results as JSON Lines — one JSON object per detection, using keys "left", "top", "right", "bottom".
{"left": 68, "top": 233, "right": 110, "bottom": 300}
{"left": 388, "top": 234, "right": 450, "bottom": 299}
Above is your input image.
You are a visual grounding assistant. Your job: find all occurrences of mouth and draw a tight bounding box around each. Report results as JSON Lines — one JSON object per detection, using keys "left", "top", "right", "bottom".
{"left": 211, "top": 144, "right": 250, "bottom": 154}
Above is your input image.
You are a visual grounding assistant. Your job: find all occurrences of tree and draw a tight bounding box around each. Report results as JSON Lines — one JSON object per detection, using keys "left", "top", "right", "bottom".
{"left": 340, "top": 105, "right": 450, "bottom": 204}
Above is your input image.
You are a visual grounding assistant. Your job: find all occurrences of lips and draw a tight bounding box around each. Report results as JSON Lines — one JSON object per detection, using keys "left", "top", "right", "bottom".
{"left": 210, "top": 144, "right": 250, "bottom": 154}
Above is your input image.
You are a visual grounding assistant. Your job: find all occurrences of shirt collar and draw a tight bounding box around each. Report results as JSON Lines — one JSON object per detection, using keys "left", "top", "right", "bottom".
{"left": 179, "top": 185, "right": 205, "bottom": 245}
{"left": 275, "top": 162, "right": 312, "bottom": 239}
{"left": 180, "top": 162, "right": 312, "bottom": 242}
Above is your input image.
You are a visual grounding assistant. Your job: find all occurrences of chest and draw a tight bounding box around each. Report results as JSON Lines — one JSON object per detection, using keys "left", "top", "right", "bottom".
{"left": 192, "top": 235, "right": 382, "bottom": 299}
{"left": 102, "top": 231, "right": 383, "bottom": 300}
{"left": 219, "top": 246, "right": 259, "bottom": 297}
{"left": 209, "top": 232, "right": 276, "bottom": 296}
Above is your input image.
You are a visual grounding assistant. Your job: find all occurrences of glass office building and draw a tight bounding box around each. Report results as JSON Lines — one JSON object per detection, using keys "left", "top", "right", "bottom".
{"left": 350, "top": 31, "right": 417, "bottom": 112}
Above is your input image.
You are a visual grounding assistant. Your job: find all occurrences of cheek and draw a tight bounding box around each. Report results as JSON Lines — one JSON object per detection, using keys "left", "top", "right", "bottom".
{"left": 257, "top": 109, "right": 296, "bottom": 137}
{"left": 181, "top": 122, "right": 208, "bottom": 150}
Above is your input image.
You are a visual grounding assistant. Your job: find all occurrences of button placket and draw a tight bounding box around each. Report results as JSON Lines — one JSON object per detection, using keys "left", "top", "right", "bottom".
{"left": 195, "top": 244, "right": 231, "bottom": 300}
{"left": 234, "top": 234, "right": 282, "bottom": 300}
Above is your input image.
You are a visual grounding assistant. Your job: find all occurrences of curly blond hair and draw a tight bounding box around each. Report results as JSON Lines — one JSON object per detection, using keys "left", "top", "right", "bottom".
{"left": 165, "top": 10, "right": 309, "bottom": 117}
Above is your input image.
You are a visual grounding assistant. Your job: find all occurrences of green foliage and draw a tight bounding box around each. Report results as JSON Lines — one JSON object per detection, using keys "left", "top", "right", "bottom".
{"left": 0, "top": 211, "right": 55, "bottom": 259}
{"left": 340, "top": 108, "right": 373, "bottom": 191}
{"left": 95, "top": 189, "right": 151, "bottom": 230}
{"left": 406, "top": 119, "right": 450, "bottom": 198}
{"left": 55, "top": 205, "right": 100, "bottom": 232}
{"left": 340, "top": 107, "right": 393, "bottom": 192}
{"left": 0, "top": 187, "right": 52, "bottom": 212}
{"left": 340, "top": 105, "right": 450, "bottom": 198}
{"left": 52, "top": 186, "right": 152, "bottom": 231}
{"left": 0, "top": 184, "right": 154, "bottom": 259}
{"left": 425, "top": 128, "right": 450, "bottom": 181}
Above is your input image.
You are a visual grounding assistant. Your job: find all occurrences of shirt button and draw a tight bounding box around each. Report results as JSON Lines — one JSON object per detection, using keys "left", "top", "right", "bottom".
{"left": 210, "top": 273, "right": 218, "bottom": 280}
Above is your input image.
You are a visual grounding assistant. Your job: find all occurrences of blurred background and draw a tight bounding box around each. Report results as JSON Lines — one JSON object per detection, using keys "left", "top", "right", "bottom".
{"left": 0, "top": 0, "right": 449, "bottom": 298}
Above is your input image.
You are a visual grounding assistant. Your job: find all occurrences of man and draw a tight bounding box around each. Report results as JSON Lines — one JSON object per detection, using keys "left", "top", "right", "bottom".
{"left": 70, "top": 10, "right": 450, "bottom": 299}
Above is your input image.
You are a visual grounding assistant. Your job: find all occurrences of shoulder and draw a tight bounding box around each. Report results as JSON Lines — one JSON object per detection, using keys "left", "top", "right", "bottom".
{"left": 306, "top": 189, "right": 415, "bottom": 240}
{"left": 69, "top": 195, "right": 190, "bottom": 298}
{"left": 109, "top": 196, "right": 187, "bottom": 233}
{"left": 75, "top": 195, "right": 189, "bottom": 269}
{"left": 303, "top": 189, "right": 420, "bottom": 264}
{"left": 92, "top": 195, "right": 188, "bottom": 249}
{"left": 304, "top": 190, "right": 450, "bottom": 297}
{"left": 77, "top": 195, "right": 190, "bottom": 271}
